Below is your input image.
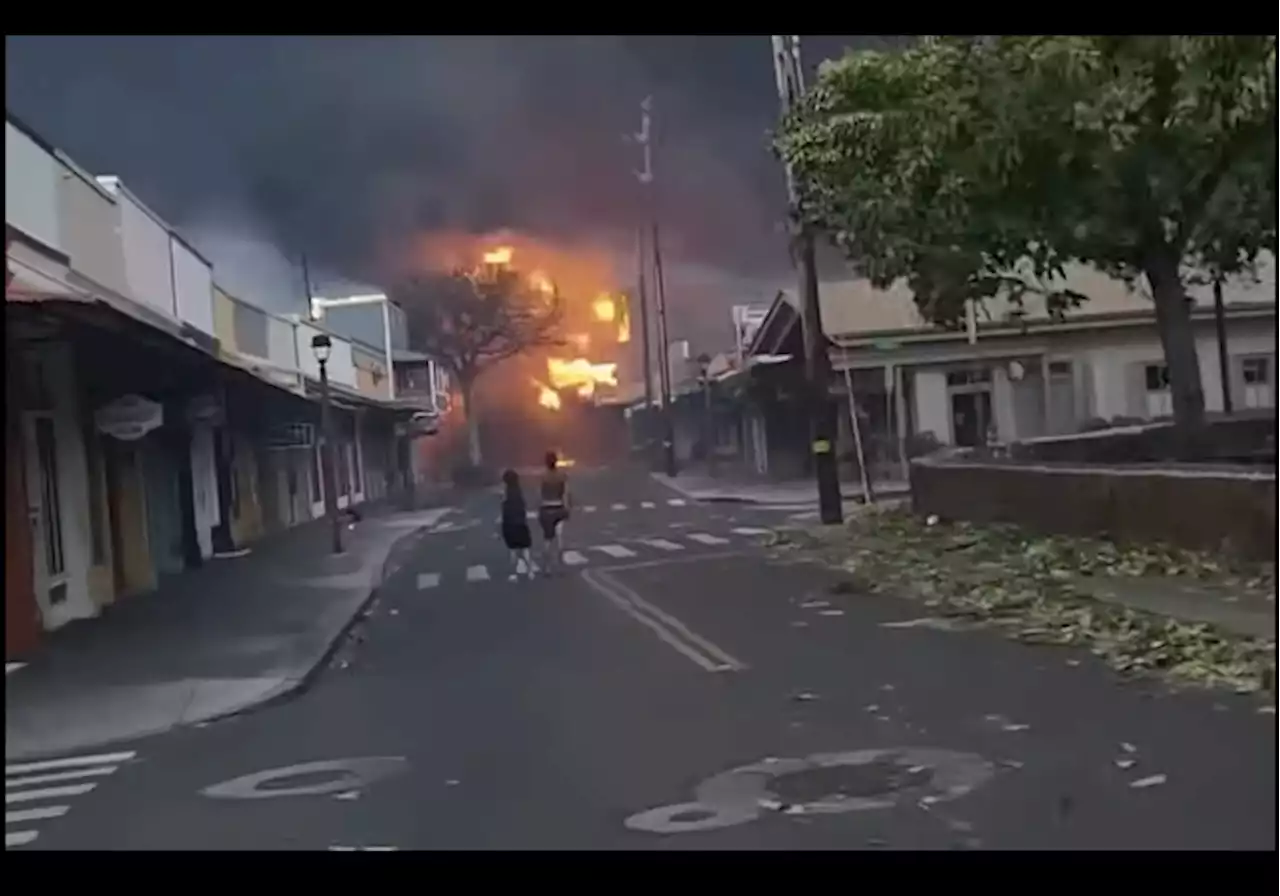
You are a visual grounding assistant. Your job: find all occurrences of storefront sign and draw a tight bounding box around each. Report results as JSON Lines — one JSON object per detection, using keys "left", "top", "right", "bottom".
{"left": 96, "top": 394, "right": 163, "bottom": 441}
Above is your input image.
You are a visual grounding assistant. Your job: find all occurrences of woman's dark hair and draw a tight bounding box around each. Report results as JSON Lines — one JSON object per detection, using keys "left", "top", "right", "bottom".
{"left": 544, "top": 451, "right": 558, "bottom": 470}
{"left": 502, "top": 469, "right": 521, "bottom": 494}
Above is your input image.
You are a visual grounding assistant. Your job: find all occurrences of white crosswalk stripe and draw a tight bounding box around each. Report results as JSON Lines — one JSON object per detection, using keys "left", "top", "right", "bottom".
{"left": 640, "top": 538, "right": 685, "bottom": 551}
{"left": 411, "top": 524, "right": 777, "bottom": 589}
{"left": 6, "top": 749, "right": 135, "bottom": 848}
{"left": 583, "top": 505, "right": 597, "bottom": 513}
{"left": 667, "top": 498, "right": 687, "bottom": 506}
{"left": 611, "top": 503, "right": 627, "bottom": 511}
{"left": 640, "top": 501, "right": 656, "bottom": 509}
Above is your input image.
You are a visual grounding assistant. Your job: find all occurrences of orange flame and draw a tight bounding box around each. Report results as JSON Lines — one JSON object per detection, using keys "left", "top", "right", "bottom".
{"left": 534, "top": 379, "right": 562, "bottom": 411}
{"left": 547, "top": 357, "right": 618, "bottom": 399}
{"left": 591, "top": 293, "right": 617, "bottom": 322}
{"left": 529, "top": 270, "right": 556, "bottom": 296}
{"left": 483, "top": 245, "right": 514, "bottom": 266}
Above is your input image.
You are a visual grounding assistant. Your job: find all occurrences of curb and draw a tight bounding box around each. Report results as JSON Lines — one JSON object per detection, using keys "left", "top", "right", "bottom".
{"left": 216, "top": 519, "right": 436, "bottom": 722}
{"left": 2, "top": 518, "right": 441, "bottom": 762}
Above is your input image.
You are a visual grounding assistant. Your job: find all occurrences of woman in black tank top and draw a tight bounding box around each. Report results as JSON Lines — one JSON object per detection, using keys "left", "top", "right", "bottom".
{"left": 537, "top": 451, "right": 570, "bottom": 574}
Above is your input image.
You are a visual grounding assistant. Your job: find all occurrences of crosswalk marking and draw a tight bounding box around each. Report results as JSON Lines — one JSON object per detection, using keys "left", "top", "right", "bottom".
{"left": 6, "top": 749, "right": 134, "bottom": 848}
{"left": 411, "top": 525, "right": 777, "bottom": 588}
{"left": 667, "top": 499, "right": 686, "bottom": 507}
{"left": 6, "top": 805, "right": 68, "bottom": 823}
{"left": 6, "top": 783, "right": 97, "bottom": 804}
{"left": 611, "top": 503, "right": 627, "bottom": 511}
{"left": 5, "top": 766, "right": 118, "bottom": 788}
{"left": 640, "top": 538, "right": 684, "bottom": 551}
{"left": 640, "top": 501, "right": 656, "bottom": 509}
{"left": 583, "top": 505, "right": 597, "bottom": 513}
{"left": 6, "top": 751, "right": 136, "bottom": 776}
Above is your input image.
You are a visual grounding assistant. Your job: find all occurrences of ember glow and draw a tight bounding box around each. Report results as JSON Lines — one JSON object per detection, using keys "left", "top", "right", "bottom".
{"left": 483, "top": 245, "right": 514, "bottom": 266}
{"left": 534, "top": 379, "right": 562, "bottom": 411}
{"left": 591, "top": 293, "right": 617, "bottom": 322}
{"left": 547, "top": 357, "right": 618, "bottom": 399}
{"left": 529, "top": 270, "right": 556, "bottom": 297}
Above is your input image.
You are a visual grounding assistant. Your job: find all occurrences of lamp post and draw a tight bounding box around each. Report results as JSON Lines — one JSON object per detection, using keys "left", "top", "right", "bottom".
{"left": 696, "top": 353, "right": 716, "bottom": 477}
{"left": 311, "top": 333, "right": 343, "bottom": 555}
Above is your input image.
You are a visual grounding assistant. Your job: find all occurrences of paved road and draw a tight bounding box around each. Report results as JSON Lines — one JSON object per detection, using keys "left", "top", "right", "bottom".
{"left": 10, "top": 469, "right": 1275, "bottom": 850}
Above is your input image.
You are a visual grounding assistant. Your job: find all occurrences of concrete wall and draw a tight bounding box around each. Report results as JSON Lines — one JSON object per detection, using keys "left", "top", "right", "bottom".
{"left": 5, "top": 121, "right": 63, "bottom": 253}
{"left": 911, "top": 452, "right": 1277, "bottom": 560}
{"left": 171, "top": 237, "right": 214, "bottom": 336}
{"left": 102, "top": 182, "right": 176, "bottom": 318}
{"left": 56, "top": 155, "right": 128, "bottom": 297}
{"left": 213, "top": 287, "right": 237, "bottom": 352}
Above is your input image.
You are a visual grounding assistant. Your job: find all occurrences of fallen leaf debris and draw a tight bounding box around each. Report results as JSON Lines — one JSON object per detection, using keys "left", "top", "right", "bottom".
{"left": 767, "top": 509, "right": 1276, "bottom": 696}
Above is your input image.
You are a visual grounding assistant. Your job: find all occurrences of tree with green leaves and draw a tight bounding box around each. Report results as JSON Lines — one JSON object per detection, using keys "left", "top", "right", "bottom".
{"left": 777, "top": 35, "right": 1277, "bottom": 443}
{"left": 393, "top": 267, "right": 562, "bottom": 466}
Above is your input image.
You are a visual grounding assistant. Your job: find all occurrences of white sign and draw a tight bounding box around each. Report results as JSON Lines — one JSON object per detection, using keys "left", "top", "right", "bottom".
{"left": 95, "top": 395, "right": 163, "bottom": 441}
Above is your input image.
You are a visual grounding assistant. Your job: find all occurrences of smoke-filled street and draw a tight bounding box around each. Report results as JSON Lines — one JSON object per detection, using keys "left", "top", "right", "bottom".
{"left": 12, "top": 467, "right": 1273, "bottom": 851}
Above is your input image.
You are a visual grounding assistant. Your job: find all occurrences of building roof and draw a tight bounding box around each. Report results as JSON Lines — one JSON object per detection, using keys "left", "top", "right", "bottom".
{"left": 778, "top": 256, "right": 1278, "bottom": 343}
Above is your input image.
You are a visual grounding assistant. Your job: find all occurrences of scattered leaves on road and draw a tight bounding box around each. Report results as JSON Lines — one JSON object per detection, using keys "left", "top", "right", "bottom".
{"left": 768, "top": 509, "right": 1276, "bottom": 696}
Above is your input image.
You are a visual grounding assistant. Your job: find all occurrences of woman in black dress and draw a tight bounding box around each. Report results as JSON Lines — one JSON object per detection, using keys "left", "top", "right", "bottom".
{"left": 500, "top": 469, "right": 535, "bottom": 580}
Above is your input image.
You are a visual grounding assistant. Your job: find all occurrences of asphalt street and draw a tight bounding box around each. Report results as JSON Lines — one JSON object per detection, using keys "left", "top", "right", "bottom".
{"left": 11, "top": 468, "right": 1276, "bottom": 850}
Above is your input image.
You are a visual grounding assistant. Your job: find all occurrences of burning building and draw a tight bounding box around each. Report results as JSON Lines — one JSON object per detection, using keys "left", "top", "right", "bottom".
{"left": 395, "top": 231, "right": 635, "bottom": 471}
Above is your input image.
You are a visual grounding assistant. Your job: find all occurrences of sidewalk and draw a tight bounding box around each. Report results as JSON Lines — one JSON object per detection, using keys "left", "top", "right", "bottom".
{"left": 652, "top": 470, "right": 910, "bottom": 507}
{"left": 5, "top": 504, "right": 452, "bottom": 760}
{"left": 1068, "top": 574, "right": 1276, "bottom": 640}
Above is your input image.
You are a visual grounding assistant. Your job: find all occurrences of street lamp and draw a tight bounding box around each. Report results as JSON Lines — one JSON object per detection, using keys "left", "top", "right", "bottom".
{"left": 311, "top": 333, "right": 343, "bottom": 555}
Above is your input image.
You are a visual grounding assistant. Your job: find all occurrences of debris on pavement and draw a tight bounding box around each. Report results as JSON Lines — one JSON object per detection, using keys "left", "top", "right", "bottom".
{"left": 772, "top": 508, "right": 1277, "bottom": 696}
{"left": 1129, "top": 774, "right": 1168, "bottom": 789}
{"left": 334, "top": 790, "right": 361, "bottom": 800}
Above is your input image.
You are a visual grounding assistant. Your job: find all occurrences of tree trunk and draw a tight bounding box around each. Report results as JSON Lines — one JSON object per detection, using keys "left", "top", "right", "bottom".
{"left": 460, "top": 378, "right": 482, "bottom": 467}
{"left": 1144, "top": 252, "right": 1206, "bottom": 456}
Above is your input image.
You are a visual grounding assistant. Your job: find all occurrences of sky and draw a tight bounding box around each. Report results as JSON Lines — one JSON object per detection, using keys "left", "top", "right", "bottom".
{"left": 5, "top": 36, "right": 901, "bottom": 352}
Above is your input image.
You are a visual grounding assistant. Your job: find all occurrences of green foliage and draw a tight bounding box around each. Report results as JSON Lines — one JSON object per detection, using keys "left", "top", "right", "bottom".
{"left": 777, "top": 36, "right": 1278, "bottom": 326}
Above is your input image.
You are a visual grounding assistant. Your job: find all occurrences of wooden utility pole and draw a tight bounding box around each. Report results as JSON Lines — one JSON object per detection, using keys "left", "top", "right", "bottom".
{"left": 771, "top": 35, "right": 843, "bottom": 524}
{"left": 633, "top": 95, "right": 677, "bottom": 476}
{"left": 636, "top": 227, "right": 654, "bottom": 434}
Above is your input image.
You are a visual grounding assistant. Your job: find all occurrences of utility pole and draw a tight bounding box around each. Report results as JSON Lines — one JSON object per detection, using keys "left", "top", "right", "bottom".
{"left": 632, "top": 95, "right": 677, "bottom": 477}
{"left": 636, "top": 226, "right": 655, "bottom": 452}
{"left": 771, "top": 35, "right": 843, "bottom": 524}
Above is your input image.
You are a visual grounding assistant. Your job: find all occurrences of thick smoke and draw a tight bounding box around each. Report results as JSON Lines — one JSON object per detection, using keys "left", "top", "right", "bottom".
{"left": 6, "top": 35, "right": 901, "bottom": 352}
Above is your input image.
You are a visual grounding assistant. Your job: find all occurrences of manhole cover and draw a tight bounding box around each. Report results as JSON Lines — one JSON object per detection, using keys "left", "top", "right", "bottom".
{"left": 769, "top": 758, "right": 933, "bottom": 805}
{"left": 202, "top": 757, "right": 408, "bottom": 800}
{"left": 625, "top": 747, "right": 993, "bottom": 834}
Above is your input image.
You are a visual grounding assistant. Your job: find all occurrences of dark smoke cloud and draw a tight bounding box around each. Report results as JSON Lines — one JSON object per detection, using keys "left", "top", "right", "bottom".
{"left": 5, "top": 35, "right": 902, "bottom": 347}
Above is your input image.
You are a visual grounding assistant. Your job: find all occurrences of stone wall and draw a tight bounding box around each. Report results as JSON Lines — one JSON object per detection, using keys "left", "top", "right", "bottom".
{"left": 910, "top": 451, "right": 1277, "bottom": 559}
